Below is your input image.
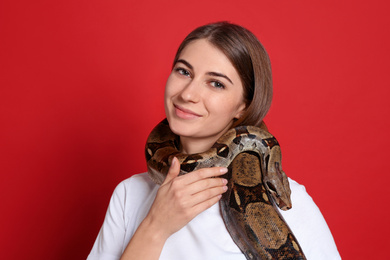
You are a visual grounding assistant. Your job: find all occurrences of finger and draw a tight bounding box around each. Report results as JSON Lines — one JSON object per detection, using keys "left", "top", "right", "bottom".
{"left": 191, "top": 185, "right": 228, "bottom": 204}
{"left": 183, "top": 167, "right": 228, "bottom": 185}
{"left": 191, "top": 193, "right": 224, "bottom": 216}
{"left": 177, "top": 185, "right": 227, "bottom": 211}
{"left": 162, "top": 157, "right": 180, "bottom": 185}
{"left": 186, "top": 177, "right": 228, "bottom": 196}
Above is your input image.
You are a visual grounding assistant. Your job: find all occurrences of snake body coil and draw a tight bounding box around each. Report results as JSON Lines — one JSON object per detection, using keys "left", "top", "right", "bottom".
{"left": 145, "top": 119, "right": 306, "bottom": 259}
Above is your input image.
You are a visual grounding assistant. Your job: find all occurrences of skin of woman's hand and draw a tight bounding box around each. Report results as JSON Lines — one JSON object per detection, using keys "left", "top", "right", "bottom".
{"left": 145, "top": 157, "right": 228, "bottom": 240}
{"left": 120, "top": 157, "right": 228, "bottom": 260}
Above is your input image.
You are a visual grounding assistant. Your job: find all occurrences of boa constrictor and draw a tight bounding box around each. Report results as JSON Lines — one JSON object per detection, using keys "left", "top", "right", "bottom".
{"left": 145, "top": 119, "right": 306, "bottom": 259}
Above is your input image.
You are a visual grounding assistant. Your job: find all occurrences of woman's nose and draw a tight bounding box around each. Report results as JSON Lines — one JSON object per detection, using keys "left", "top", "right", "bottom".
{"left": 179, "top": 79, "right": 201, "bottom": 103}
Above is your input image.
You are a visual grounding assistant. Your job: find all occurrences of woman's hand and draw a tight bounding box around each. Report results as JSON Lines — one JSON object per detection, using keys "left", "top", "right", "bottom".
{"left": 145, "top": 157, "right": 228, "bottom": 240}
{"left": 120, "top": 157, "right": 227, "bottom": 260}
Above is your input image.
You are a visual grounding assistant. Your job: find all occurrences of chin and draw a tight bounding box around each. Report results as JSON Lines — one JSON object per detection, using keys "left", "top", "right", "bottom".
{"left": 167, "top": 117, "right": 197, "bottom": 137}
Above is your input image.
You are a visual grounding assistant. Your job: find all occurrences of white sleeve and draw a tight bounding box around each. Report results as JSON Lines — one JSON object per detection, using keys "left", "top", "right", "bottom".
{"left": 87, "top": 182, "right": 127, "bottom": 260}
{"left": 280, "top": 179, "right": 341, "bottom": 260}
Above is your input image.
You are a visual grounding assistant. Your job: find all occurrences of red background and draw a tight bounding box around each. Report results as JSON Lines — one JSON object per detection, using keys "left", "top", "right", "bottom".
{"left": 1, "top": 0, "right": 389, "bottom": 259}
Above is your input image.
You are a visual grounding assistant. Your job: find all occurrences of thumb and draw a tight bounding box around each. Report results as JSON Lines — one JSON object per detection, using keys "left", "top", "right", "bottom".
{"left": 162, "top": 157, "right": 180, "bottom": 185}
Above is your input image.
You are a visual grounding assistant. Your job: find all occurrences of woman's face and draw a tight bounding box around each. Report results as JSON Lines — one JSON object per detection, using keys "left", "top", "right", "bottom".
{"left": 164, "top": 39, "right": 246, "bottom": 153}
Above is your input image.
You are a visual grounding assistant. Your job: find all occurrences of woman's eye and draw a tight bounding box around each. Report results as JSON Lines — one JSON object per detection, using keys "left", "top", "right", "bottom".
{"left": 176, "top": 68, "right": 190, "bottom": 77}
{"left": 211, "top": 81, "right": 225, "bottom": 89}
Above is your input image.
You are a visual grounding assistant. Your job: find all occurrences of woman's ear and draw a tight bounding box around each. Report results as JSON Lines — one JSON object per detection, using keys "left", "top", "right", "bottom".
{"left": 234, "top": 103, "right": 246, "bottom": 119}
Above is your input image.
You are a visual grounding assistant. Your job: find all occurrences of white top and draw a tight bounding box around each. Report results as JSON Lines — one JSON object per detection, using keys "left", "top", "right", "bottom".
{"left": 87, "top": 172, "right": 341, "bottom": 260}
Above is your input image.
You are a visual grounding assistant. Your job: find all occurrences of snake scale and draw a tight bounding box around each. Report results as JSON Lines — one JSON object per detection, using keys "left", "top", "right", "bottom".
{"left": 145, "top": 119, "right": 306, "bottom": 259}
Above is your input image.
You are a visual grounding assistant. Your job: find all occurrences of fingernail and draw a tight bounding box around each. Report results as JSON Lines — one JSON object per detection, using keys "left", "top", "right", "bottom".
{"left": 222, "top": 178, "right": 228, "bottom": 185}
{"left": 220, "top": 167, "right": 228, "bottom": 173}
{"left": 223, "top": 186, "right": 228, "bottom": 192}
{"left": 171, "top": 157, "right": 176, "bottom": 167}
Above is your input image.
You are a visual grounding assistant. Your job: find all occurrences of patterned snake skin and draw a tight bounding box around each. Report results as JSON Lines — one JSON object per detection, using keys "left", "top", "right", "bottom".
{"left": 145, "top": 119, "right": 306, "bottom": 259}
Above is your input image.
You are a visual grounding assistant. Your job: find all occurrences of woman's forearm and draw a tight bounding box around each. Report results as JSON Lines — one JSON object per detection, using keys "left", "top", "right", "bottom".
{"left": 120, "top": 216, "right": 168, "bottom": 260}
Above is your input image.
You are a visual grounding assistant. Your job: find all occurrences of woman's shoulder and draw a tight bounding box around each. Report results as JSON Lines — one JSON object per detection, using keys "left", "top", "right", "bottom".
{"left": 118, "top": 171, "right": 156, "bottom": 187}
{"left": 287, "top": 178, "right": 312, "bottom": 203}
{"left": 283, "top": 177, "right": 322, "bottom": 224}
{"left": 111, "top": 172, "right": 158, "bottom": 203}
{"left": 283, "top": 178, "right": 341, "bottom": 260}
{"left": 288, "top": 177, "right": 307, "bottom": 192}
{"left": 119, "top": 172, "right": 155, "bottom": 188}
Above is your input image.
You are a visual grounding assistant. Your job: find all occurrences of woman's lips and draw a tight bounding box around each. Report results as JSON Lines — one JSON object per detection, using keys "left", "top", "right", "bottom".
{"left": 174, "top": 104, "right": 201, "bottom": 119}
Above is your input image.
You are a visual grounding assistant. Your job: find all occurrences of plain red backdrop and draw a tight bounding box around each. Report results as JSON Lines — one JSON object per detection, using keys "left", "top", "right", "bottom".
{"left": 1, "top": 0, "right": 389, "bottom": 259}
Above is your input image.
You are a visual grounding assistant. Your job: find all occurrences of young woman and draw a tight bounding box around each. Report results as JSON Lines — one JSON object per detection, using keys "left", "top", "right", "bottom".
{"left": 87, "top": 22, "right": 341, "bottom": 260}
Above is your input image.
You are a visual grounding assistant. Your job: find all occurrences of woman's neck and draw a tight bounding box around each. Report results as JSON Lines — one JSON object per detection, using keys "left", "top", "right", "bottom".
{"left": 179, "top": 136, "right": 215, "bottom": 154}
{"left": 179, "top": 130, "right": 230, "bottom": 154}
{"left": 178, "top": 122, "right": 234, "bottom": 154}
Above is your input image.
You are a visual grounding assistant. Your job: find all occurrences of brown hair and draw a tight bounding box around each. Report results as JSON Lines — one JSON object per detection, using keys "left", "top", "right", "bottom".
{"left": 172, "top": 21, "right": 273, "bottom": 128}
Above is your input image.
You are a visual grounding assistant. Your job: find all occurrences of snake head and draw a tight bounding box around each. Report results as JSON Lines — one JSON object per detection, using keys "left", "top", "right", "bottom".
{"left": 264, "top": 162, "right": 292, "bottom": 210}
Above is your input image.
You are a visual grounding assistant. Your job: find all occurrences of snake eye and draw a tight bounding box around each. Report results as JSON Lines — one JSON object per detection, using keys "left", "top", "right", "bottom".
{"left": 266, "top": 182, "right": 279, "bottom": 197}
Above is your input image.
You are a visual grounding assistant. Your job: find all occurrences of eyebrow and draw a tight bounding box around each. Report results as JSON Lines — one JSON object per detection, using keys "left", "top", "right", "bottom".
{"left": 206, "top": 72, "right": 233, "bottom": 85}
{"left": 176, "top": 59, "right": 234, "bottom": 85}
{"left": 176, "top": 59, "right": 193, "bottom": 70}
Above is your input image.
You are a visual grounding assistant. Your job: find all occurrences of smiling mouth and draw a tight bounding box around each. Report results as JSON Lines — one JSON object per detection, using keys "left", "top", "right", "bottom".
{"left": 174, "top": 104, "right": 201, "bottom": 119}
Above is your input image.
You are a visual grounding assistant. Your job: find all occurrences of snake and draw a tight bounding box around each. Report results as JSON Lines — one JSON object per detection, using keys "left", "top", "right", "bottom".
{"left": 145, "top": 119, "right": 306, "bottom": 259}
